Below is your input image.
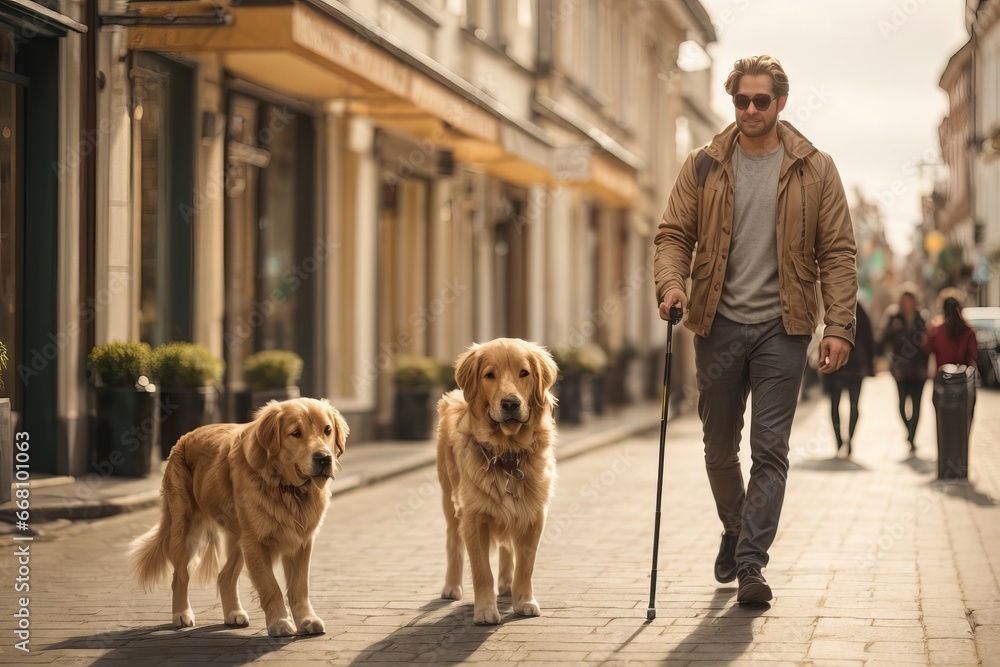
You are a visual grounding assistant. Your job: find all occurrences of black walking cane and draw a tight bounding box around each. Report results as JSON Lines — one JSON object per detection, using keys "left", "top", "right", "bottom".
{"left": 646, "top": 304, "right": 683, "bottom": 622}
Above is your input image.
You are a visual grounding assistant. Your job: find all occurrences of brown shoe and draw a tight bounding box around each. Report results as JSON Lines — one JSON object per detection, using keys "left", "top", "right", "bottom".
{"left": 714, "top": 533, "right": 738, "bottom": 583}
{"left": 736, "top": 565, "right": 772, "bottom": 604}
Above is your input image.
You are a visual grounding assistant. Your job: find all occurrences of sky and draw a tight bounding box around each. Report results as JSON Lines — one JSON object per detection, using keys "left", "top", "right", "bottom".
{"left": 694, "top": 0, "right": 970, "bottom": 257}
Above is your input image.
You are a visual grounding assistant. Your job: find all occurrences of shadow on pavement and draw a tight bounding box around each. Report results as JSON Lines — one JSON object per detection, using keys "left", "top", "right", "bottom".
{"left": 793, "top": 456, "right": 869, "bottom": 472}
{"left": 902, "top": 454, "right": 937, "bottom": 475}
{"left": 46, "top": 623, "right": 307, "bottom": 666}
{"left": 349, "top": 598, "right": 497, "bottom": 664}
{"left": 927, "top": 478, "right": 998, "bottom": 506}
{"left": 661, "top": 587, "right": 766, "bottom": 663}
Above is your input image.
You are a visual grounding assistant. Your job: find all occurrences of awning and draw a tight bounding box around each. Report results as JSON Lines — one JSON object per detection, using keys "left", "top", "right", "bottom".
{"left": 126, "top": 1, "right": 557, "bottom": 185}
{"left": 551, "top": 145, "right": 639, "bottom": 207}
{"left": 0, "top": 0, "right": 87, "bottom": 36}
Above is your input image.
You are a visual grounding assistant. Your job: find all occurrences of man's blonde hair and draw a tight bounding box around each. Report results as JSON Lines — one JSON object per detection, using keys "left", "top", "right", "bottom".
{"left": 724, "top": 55, "right": 790, "bottom": 98}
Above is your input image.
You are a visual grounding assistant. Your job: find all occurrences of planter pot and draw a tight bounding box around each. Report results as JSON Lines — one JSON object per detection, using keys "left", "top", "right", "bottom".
{"left": 605, "top": 358, "right": 629, "bottom": 407}
{"left": 625, "top": 358, "right": 645, "bottom": 404}
{"left": 555, "top": 373, "right": 584, "bottom": 424}
{"left": 394, "top": 386, "right": 435, "bottom": 440}
{"left": 159, "top": 386, "right": 221, "bottom": 459}
{"left": 591, "top": 373, "right": 606, "bottom": 416}
{"left": 0, "top": 398, "right": 11, "bottom": 504}
{"left": 94, "top": 386, "right": 158, "bottom": 478}
{"left": 229, "top": 388, "right": 251, "bottom": 423}
{"left": 249, "top": 386, "right": 301, "bottom": 419}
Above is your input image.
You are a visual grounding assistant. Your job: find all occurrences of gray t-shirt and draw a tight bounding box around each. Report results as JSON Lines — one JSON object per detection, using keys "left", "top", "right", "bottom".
{"left": 717, "top": 142, "right": 783, "bottom": 323}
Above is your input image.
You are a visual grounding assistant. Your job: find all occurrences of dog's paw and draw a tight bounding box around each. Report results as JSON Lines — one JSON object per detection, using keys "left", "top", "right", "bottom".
{"left": 173, "top": 609, "right": 196, "bottom": 629}
{"left": 473, "top": 606, "right": 502, "bottom": 625}
{"left": 513, "top": 598, "right": 540, "bottom": 617}
{"left": 298, "top": 616, "right": 325, "bottom": 635}
{"left": 225, "top": 609, "right": 250, "bottom": 627}
{"left": 497, "top": 581, "right": 512, "bottom": 596}
{"left": 267, "top": 618, "right": 297, "bottom": 637}
{"left": 441, "top": 584, "right": 463, "bottom": 600}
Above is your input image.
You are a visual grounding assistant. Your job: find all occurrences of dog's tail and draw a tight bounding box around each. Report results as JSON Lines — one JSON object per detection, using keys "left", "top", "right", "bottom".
{"left": 128, "top": 518, "right": 171, "bottom": 592}
{"left": 194, "top": 528, "right": 221, "bottom": 588}
{"left": 128, "top": 441, "right": 192, "bottom": 591}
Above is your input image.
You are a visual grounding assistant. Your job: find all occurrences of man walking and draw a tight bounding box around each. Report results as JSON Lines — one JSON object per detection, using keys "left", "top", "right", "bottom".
{"left": 653, "top": 55, "right": 857, "bottom": 603}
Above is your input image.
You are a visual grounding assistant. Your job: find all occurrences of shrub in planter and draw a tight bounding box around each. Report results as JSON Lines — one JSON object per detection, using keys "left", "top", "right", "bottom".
{"left": 438, "top": 362, "right": 459, "bottom": 393}
{"left": 552, "top": 342, "right": 609, "bottom": 423}
{"left": 87, "top": 341, "right": 157, "bottom": 477}
{"left": 393, "top": 355, "right": 439, "bottom": 440}
{"left": 243, "top": 350, "right": 303, "bottom": 417}
{"left": 152, "top": 342, "right": 225, "bottom": 459}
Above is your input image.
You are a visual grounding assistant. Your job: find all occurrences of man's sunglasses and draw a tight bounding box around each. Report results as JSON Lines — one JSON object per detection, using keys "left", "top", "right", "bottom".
{"left": 733, "top": 94, "right": 777, "bottom": 111}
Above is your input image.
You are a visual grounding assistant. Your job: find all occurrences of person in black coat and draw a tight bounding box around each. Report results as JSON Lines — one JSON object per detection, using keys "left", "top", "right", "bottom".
{"left": 879, "top": 287, "right": 929, "bottom": 453}
{"left": 824, "top": 301, "right": 876, "bottom": 457}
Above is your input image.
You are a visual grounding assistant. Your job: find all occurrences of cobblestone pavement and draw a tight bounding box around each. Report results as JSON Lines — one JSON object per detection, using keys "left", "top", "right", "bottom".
{"left": 1, "top": 373, "right": 998, "bottom": 665}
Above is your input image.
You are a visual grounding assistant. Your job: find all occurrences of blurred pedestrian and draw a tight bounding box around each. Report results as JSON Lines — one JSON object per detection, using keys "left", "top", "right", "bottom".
{"left": 924, "top": 292, "right": 978, "bottom": 372}
{"left": 880, "top": 285, "right": 929, "bottom": 453}
{"left": 924, "top": 290, "right": 979, "bottom": 472}
{"left": 653, "top": 55, "right": 857, "bottom": 604}
{"left": 824, "top": 301, "right": 875, "bottom": 457}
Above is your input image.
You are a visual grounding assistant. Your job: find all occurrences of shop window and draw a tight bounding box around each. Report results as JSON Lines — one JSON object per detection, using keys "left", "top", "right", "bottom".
{"left": 494, "top": 198, "right": 528, "bottom": 338}
{"left": 225, "top": 94, "right": 316, "bottom": 395}
{"left": 133, "top": 53, "right": 194, "bottom": 347}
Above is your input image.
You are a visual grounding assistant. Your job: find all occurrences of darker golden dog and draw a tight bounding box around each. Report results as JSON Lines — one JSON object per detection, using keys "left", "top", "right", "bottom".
{"left": 436, "top": 338, "right": 558, "bottom": 624}
{"left": 128, "top": 397, "right": 348, "bottom": 637}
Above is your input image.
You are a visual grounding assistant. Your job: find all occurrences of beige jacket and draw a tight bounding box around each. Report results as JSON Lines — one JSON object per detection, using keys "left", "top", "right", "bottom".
{"left": 653, "top": 121, "right": 858, "bottom": 345}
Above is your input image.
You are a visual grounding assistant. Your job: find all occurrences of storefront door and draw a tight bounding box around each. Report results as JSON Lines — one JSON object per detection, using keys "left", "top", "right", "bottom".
{"left": 224, "top": 92, "right": 317, "bottom": 404}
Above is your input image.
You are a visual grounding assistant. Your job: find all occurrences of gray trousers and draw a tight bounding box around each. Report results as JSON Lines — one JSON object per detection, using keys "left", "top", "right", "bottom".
{"left": 693, "top": 315, "right": 809, "bottom": 569}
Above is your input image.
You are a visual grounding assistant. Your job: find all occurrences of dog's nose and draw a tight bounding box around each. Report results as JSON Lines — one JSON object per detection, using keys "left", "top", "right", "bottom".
{"left": 500, "top": 395, "right": 521, "bottom": 412}
{"left": 313, "top": 452, "right": 333, "bottom": 469}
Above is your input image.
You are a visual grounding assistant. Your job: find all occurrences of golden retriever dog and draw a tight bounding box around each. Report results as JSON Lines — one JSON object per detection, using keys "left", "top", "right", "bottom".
{"left": 436, "top": 338, "right": 559, "bottom": 625}
{"left": 128, "top": 397, "right": 348, "bottom": 637}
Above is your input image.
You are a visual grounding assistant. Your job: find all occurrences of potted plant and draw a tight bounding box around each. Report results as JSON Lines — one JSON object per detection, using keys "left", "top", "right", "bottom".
{"left": 621, "top": 341, "right": 646, "bottom": 404}
{"left": 87, "top": 341, "right": 157, "bottom": 477}
{"left": 438, "top": 361, "right": 459, "bottom": 393}
{"left": 152, "top": 342, "right": 225, "bottom": 459}
{"left": 552, "top": 342, "right": 609, "bottom": 424}
{"left": 393, "top": 355, "right": 439, "bottom": 440}
{"left": 552, "top": 344, "right": 583, "bottom": 424}
{"left": 243, "top": 349, "right": 302, "bottom": 416}
{"left": 0, "top": 340, "right": 11, "bottom": 504}
{"left": 606, "top": 341, "right": 642, "bottom": 408}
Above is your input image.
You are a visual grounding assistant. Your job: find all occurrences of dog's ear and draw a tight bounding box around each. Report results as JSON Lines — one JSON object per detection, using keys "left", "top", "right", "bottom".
{"left": 329, "top": 405, "right": 350, "bottom": 457}
{"left": 530, "top": 345, "right": 559, "bottom": 409}
{"left": 243, "top": 400, "right": 283, "bottom": 469}
{"left": 454, "top": 344, "right": 482, "bottom": 402}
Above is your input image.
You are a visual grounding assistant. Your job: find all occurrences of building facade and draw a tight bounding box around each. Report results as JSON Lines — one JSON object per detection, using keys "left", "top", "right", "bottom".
{"left": 4, "top": 0, "right": 716, "bottom": 475}
{"left": 970, "top": 0, "right": 1000, "bottom": 305}
{"left": 930, "top": 1, "right": 1000, "bottom": 307}
{"left": 0, "top": 0, "right": 88, "bottom": 472}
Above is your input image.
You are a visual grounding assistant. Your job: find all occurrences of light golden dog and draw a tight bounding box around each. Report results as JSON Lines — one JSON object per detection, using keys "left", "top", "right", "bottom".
{"left": 128, "top": 397, "right": 348, "bottom": 637}
{"left": 436, "top": 338, "right": 559, "bottom": 624}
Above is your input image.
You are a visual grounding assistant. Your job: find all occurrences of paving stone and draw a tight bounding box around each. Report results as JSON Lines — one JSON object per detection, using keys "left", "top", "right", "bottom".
{"left": 3, "top": 375, "right": 1000, "bottom": 664}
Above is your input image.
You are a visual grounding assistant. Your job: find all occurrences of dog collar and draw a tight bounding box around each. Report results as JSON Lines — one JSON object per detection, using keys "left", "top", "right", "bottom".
{"left": 278, "top": 481, "right": 307, "bottom": 497}
{"left": 478, "top": 444, "right": 525, "bottom": 481}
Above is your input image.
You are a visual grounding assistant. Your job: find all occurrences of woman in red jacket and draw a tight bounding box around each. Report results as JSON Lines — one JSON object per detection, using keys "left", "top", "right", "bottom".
{"left": 923, "top": 296, "right": 978, "bottom": 371}
{"left": 924, "top": 293, "right": 978, "bottom": 475}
